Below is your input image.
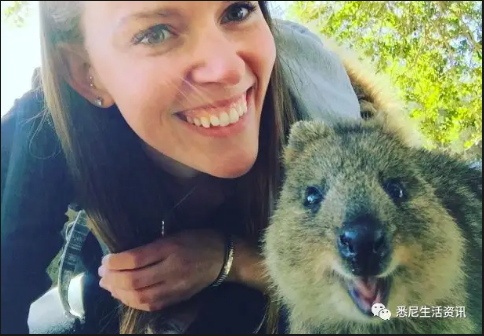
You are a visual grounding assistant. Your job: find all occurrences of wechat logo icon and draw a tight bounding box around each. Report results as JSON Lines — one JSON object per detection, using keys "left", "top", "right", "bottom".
{"left": 372, "top": 303, "right": 392, "bottom": 321}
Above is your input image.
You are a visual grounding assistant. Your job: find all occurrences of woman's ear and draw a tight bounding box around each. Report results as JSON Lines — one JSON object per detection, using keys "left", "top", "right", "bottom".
{"left": 58, "top": 43, "right": 114, "bottom": 108}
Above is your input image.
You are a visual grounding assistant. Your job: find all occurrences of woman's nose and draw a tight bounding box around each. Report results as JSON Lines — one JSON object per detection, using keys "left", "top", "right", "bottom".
{"left": 188, "top": 28, "right": 245, "bottom": 86}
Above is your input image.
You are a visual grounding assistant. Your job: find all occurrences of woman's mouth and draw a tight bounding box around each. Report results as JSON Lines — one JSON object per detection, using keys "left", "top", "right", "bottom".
{"left": 176, "top": 91, "right": 248, "bottom": 129}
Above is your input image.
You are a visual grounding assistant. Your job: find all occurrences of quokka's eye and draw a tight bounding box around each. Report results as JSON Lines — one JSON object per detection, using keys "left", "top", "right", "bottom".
{"left": 383, "top": 179, "right": 407, "bottom": 202}
{"left": 303, "top": 186, "right": 326, "bottom": 213}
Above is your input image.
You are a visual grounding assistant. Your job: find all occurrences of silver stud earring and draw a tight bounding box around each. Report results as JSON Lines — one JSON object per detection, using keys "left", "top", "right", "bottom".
{"left": 95, "top": 97, "right": 104, "bottom": 107}
{"left": 89, "top": 75, "right": 95, "bottom": 88}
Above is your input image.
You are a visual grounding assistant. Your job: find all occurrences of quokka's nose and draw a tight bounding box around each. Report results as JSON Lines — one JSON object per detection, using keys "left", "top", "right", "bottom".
{"left": 337, "top": 215, "right": 391, "bottom": 277}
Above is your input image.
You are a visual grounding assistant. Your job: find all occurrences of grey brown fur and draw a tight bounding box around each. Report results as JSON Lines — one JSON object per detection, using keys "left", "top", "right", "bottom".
{"left": 264, "top": 118, "right": 481, "bottom": 334}
{"left": 263, "top": 43, "right": 482, "bottom": 334}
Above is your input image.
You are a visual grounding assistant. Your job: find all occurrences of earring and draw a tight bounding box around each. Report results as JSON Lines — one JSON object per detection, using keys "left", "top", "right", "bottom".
{"left": 94, "top": 97, "right": 104, "bottom": 107}
{"left": 89, "top": 75, "right": 103, "bottom": 107}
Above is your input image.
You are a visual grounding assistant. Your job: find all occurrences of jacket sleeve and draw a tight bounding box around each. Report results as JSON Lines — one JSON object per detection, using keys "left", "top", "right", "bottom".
{"left": 273, "top": 19, "right": 361, "bottom": 124}
{"left": 1, "top": 91, "right": 74, "bottom": 334}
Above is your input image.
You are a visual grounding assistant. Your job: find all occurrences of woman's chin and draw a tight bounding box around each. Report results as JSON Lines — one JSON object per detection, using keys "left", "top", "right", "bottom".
{"left": 202, "top": 153, "right": 258, "bottom": 179}
{"left": 213, "top": 166, "right": 254, "bottom": 179}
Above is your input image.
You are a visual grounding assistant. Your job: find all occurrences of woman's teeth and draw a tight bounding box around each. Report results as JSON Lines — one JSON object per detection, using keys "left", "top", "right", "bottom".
{"left": 182, "top": 95, "right": 247, "bottom": 128}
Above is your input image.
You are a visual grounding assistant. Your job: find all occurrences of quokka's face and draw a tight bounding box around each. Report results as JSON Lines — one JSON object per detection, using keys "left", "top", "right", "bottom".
{"left": 264, "top": 121, "right": 465, "bottom": 324}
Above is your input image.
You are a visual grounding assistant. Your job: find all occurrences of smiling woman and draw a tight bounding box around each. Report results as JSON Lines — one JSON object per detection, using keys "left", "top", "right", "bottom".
{"left": 73, "top": 1, "right": 277, "bottom": 179}
{"left": 1, "top": 1, "right": 361, "bottom": 334}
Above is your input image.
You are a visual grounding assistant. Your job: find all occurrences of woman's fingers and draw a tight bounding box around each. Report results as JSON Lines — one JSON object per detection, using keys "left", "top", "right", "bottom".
{"left": 102, "top": 237, "right": 178, "bottom": 271}
{"left": 110, "top": 281, "right": 189, "bottom": 312}
{"left": 99, "top": 256, "right": 183, "bottom": 291}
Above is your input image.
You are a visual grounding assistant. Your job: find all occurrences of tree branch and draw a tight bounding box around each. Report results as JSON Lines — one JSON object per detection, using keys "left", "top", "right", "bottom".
{"left": 449, "top": 4, "right": 482, "bottom": 53}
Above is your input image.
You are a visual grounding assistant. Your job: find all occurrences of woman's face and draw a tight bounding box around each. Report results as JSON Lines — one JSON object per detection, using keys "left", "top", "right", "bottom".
{"left": 81, "top": 1, "right": 276, "bottom": 178}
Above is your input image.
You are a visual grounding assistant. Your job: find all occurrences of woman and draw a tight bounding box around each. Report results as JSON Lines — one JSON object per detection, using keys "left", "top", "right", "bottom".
{"left": 1, "top": 1, "right": 360, "bottom": 334}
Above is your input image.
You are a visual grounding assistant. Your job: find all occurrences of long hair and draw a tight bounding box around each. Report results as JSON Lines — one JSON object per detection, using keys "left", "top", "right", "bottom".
{"left": 39, "top": 1, "right": 299, "bottom": 333}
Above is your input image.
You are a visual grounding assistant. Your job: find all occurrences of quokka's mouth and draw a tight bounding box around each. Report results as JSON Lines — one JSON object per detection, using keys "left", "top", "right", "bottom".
{"left": 344, "top": 277, "right": 391, "bottom": 317}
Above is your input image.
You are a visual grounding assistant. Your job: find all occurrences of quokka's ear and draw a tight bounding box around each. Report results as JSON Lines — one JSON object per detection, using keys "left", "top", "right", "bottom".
{"left": 287, "top": 120, "right": 332, "bottom": 152}
{"left": 284, "top": 120, "right": 333, "bottom": 165}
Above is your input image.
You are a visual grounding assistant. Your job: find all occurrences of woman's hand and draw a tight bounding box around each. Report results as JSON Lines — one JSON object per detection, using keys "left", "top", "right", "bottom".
{"left": 98, "top": 229, "right": 226, "bottom": 312}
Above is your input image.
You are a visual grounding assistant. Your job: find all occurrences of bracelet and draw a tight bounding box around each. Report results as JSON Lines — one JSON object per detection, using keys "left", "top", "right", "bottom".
{"left": 211, "top": 234, "right": 235, "bottom": 287}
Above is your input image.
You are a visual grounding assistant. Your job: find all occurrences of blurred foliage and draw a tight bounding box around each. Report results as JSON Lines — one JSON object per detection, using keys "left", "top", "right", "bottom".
{"left": 2, "top": 1, "right": 31, "bottom": 27}
{"left": 288, "top": 1, "right": 482, "bottom": 159}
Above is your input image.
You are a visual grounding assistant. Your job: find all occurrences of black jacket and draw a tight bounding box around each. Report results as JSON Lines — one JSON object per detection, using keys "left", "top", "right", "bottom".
{"left": 1, "top": 90, "right": 77, "bottom": 334}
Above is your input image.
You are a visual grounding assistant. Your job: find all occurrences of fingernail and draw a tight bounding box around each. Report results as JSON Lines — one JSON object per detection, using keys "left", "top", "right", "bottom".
{"left": 98, "top": 266, "right": 106, "bottom": 277}
{"left": 102, "top": 255, "right": 110, "bottom": 265}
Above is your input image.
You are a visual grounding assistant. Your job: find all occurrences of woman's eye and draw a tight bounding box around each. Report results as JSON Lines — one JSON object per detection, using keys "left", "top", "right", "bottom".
{"left": 221, "top": 2, "right": 257, "bottom": 24}
{"left": 133, "top": 25, "right": 173, "bottom": 46}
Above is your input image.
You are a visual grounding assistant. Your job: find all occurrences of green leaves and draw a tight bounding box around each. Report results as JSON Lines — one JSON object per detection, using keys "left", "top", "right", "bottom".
{"left": 2, "top": 1, "right": 31, "bottom": 28}
{"left": 290, "top": 1, "right": 482, "bottom": 159}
